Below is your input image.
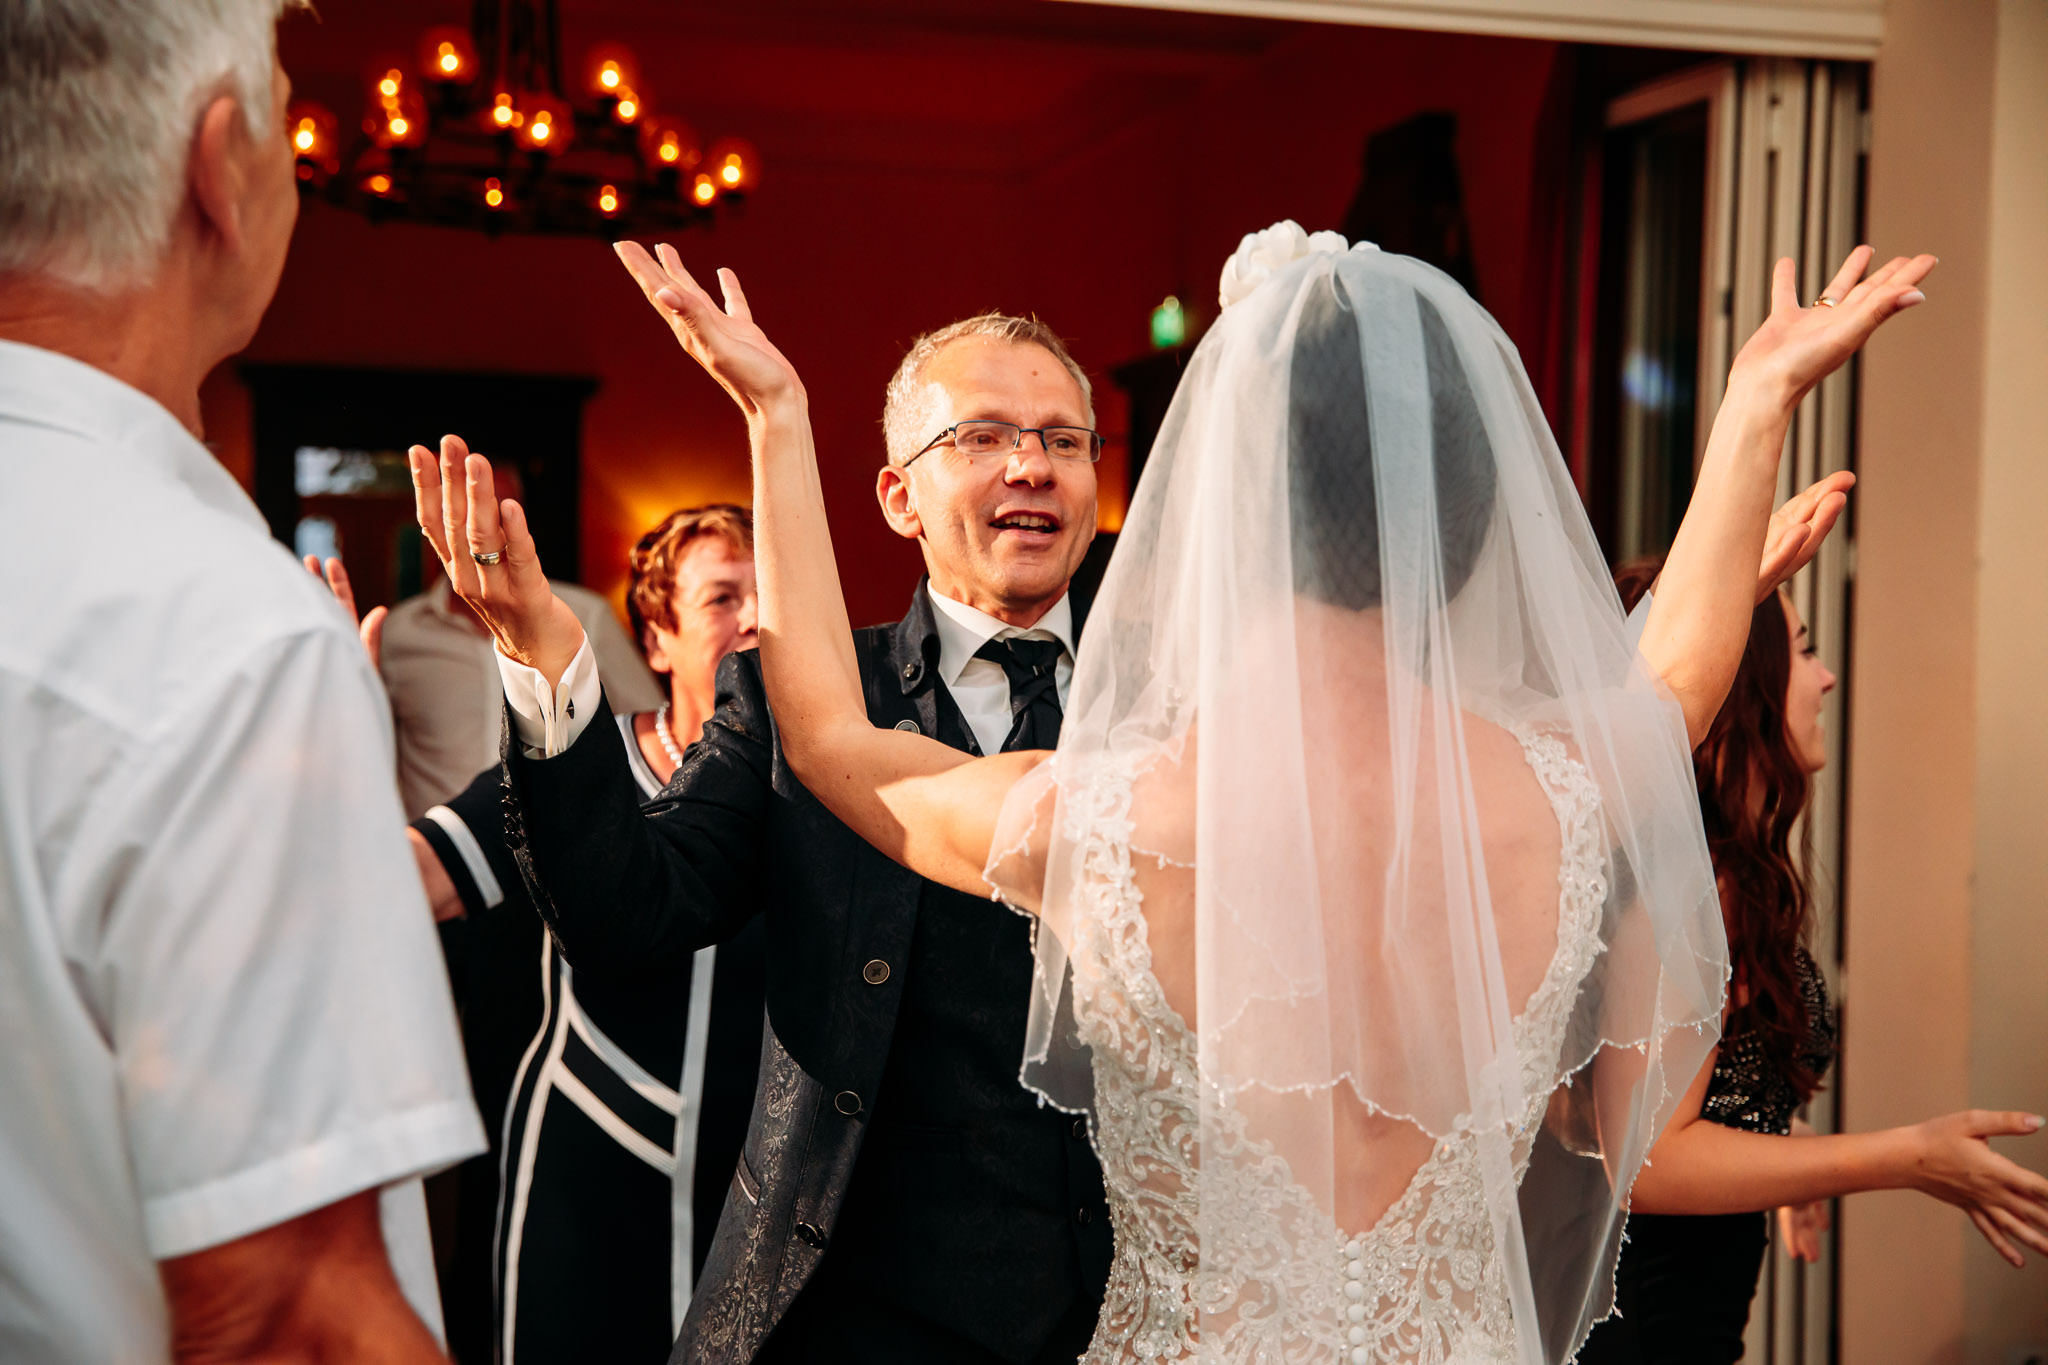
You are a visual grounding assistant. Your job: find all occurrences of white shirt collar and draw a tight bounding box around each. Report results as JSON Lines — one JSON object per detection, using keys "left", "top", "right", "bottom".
{"left": 927, "top": 584, "right": 1076, "bottom": 689}
{"left": 0, "top": 338, "right": 266, "bottom": 535}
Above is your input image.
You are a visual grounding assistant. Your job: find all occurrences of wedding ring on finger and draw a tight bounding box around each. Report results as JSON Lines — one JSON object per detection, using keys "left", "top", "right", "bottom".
{"left": 1814, "top": 296, "right": 1839, "bottom": 308}
{"left": 470, "top": 548, "right": 504, "bottom": 566}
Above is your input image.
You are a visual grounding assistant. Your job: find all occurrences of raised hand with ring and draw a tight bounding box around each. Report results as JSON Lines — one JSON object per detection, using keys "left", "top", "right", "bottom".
{"left": 409, "top": 432, "right": 588, "bottom": 688}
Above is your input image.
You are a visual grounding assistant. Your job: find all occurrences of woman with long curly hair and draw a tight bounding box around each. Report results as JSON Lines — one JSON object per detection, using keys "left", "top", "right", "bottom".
{"left": 1579, "top": 560, "right": 2048, "bottom": 1363}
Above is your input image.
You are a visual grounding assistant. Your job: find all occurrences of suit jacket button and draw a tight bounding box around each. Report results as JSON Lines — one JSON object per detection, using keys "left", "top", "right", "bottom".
{"left": 794, "top": 1221, "right": 827, "bottom": 1249}
{"left": 834, "top": 1090, "right": 862, "bottom": 1116}
{"left": 862, "top": 959, "right": 891, "bottom": 985}
{"left": 1075, "top": 1206, "right": 1093, "bottom": 1226}
{"left": 1071, "top": 1117, "right": 1087, "bottom": 1141}
{"left": 893, "top": 719, "right": 919, "bottom": 734}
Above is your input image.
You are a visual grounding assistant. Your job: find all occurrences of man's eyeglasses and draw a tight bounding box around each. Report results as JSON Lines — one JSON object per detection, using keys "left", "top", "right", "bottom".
{"left": 905, "top": 420, "right": 1103, "bottom": 468}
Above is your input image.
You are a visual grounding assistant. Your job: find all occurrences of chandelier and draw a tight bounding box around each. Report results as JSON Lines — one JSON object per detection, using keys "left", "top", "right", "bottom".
{"left": 286, "top": 1, "right": 758, "bottom": 237}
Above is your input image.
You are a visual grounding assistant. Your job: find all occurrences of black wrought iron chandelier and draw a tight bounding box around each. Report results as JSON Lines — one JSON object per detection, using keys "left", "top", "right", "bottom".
{"left": 287, "top": 1, "right": 757, "bottom": 237}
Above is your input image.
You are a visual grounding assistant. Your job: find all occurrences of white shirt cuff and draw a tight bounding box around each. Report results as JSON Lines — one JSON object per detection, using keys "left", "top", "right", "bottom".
{"left": 496, "top": 639, "right": 601, "bottom": 758}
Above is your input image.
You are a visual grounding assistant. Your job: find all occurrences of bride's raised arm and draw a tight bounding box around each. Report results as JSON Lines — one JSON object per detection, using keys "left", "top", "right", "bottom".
{"left": 1643, "top": 246, "right": 1933, "bottom": 745}
{"left": 613, "top": 242, "right": 1040, "bottom": 899}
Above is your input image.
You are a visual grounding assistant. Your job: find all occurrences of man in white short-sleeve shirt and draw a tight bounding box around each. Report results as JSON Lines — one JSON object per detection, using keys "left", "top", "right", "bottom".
{"left": 0, "top": 3, "right": 482, "bottom": 1361}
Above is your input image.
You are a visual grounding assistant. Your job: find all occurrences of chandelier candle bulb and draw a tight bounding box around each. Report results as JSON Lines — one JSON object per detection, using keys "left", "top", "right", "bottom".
{"left": 704, "top": 138, "right": 759, "bottom": 193}
{"left": 513, "top": 94, "right": 572, "bottom": 154}
{"left": 585, "top": 44, "right": 641, "bottom": 100}
{"left": 483, "top": 177, "right": 505, "bottom": 209}
{"left": 418, "top": 26, "right": 476, "bottom": 84}
{"left": 367, "top": 88, "right": 428, "bottom": 150}
{"left": 640, "top": 117, "right": 700, "bottom": 174}
{"left": 286, "top": 101, "right": 340, "bottom": 182}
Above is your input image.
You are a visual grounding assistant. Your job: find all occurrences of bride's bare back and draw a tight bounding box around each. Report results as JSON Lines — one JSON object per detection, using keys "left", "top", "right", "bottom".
{"left": 1116, "top": 603, "right": 1572, "bottom": 1235}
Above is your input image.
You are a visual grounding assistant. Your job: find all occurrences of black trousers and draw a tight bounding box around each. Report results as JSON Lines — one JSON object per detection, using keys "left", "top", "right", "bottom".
{"left": 1577, "top": 1211, "right": 1769, "bottom": 1365}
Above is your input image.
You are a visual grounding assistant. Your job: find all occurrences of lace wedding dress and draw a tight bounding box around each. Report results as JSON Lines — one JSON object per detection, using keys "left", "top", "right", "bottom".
{"left": 989, "top": 227, "right": 1725, "bottom": 1365}
{"left": 1059, "top": 724, "right": 1606, "bottom": 1365}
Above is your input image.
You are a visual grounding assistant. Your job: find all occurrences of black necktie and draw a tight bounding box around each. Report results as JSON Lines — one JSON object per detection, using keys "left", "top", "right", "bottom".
{"left": 974, "top": 637, "right": 1065, "bottom": 753}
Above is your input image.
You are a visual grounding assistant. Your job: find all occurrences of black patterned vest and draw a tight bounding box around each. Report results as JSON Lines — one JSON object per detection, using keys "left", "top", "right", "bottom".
{"left": 793, "top": 677, "right": 1112, "bottom": 1359}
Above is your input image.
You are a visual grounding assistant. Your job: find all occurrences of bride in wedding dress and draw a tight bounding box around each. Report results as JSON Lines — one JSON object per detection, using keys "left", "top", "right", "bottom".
{"left": 608, "top": 225, "right": 1931, "bottom": 1363}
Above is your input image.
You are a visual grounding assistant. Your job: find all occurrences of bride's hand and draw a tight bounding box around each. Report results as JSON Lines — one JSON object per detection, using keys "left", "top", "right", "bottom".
{"left": 1726, "top": 246, "right": 1936, "bottom": 410}
{"left": 614, "top": 241, "right": 803, "bottom": 416}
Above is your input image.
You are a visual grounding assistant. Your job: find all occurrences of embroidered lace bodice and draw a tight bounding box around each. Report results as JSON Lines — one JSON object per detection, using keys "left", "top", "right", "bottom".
{"left": 1056, "top": 724, "right": 1608, "bottom": 1364}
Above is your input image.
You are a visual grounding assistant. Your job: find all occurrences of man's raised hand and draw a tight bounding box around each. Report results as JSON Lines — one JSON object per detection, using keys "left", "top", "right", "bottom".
{"left": 614, "top": 241, "right": 804, "bottom": 416}
{"left": 409, "top": 433, "right": 587, "bottom": 688}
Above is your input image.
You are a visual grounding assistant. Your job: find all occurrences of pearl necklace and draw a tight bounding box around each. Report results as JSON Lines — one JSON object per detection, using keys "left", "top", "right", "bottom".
{"left": 654, "top": 703, "right": 687, "bottom": 769}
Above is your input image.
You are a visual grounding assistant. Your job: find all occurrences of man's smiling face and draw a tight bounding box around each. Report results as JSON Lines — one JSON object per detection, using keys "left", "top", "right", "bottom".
{"left": 880, "top": 336, "right": 1098, "bottom": 626}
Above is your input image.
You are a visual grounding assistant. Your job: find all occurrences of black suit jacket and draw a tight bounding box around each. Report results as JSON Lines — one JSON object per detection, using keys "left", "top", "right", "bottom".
{"left": 502, "top": 582, "right": 1111, "bottom": 1364}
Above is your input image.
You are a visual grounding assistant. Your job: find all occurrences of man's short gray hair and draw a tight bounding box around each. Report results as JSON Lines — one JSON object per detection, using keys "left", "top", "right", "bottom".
{"left": 0, "top": 0, "right": 293, "bottom": 292}
{"left": 881, "top": 312, "right": 1095, "bottom": 467}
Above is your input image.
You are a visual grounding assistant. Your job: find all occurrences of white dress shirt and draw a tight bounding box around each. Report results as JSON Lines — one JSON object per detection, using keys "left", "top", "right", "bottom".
{"left": 498, "top": 585, "right": 1074, "bottom": 760}
{"left": 383, "top": 578, "right": 662, "bottom": 818}
{"left": 0, "top": 340, "right": 485, "bottom": 1363}
{"left": 924, "top": 587, "right": 1075, "bottom": 757}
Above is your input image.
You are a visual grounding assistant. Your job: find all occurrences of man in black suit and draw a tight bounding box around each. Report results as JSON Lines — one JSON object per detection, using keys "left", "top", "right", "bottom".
{"left": 410, "top": 309, "right": 1113, "bottom": 1364}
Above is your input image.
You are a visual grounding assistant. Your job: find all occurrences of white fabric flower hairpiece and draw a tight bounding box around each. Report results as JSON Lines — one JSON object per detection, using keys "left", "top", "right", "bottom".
{"left": 1217, "top": 220, "right": 1378, "bottom": 309}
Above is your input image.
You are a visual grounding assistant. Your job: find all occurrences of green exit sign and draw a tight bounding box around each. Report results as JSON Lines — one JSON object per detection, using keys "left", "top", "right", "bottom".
{"left": 1150, "top": 295, "right": 1186, "bottom": 350}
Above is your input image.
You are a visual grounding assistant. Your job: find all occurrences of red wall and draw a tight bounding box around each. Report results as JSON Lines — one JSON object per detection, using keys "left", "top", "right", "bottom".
{"left": 208, "top": 15, "right": 1564, "bottom": 629}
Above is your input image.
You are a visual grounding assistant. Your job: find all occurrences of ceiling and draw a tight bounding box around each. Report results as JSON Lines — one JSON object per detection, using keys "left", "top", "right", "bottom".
{"left": 280, "top": 0, "right": 1301, "bottom": 181}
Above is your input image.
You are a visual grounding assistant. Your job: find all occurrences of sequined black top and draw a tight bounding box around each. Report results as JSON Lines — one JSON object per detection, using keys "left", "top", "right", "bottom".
{"left": 1699, "top": 947, "right": 1836, "bottom": 1135}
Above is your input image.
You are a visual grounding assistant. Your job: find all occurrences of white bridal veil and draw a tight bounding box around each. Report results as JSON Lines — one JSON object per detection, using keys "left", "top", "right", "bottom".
{"left": 988, "top": 226, "right": 1728, "bottom": 1361}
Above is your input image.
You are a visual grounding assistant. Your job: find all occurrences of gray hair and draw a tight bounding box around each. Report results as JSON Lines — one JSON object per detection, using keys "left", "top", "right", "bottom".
{"left": 881, "top": 312, "right": 1095, "bottom": 467}
{"left": 0, "top": 0, "right": 293, "bottom": 291}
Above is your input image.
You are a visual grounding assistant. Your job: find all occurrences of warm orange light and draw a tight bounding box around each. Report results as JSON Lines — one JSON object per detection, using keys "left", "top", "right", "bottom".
{"left": 369, "top": 173, "right": 393, "bottom": 195}
{"left": 367, "top": 88, "right": 427, "bottom": 149}
{"left": 378, "top": 71, "right": 401, "bottom": 98}
{"left": 704, "top": 138, "right": 759, "bottom": 193}
{"left": 419, "top": 26, "right": 477, "bottom": 85}
{"left": 585, "top": 44, "right": 640, "bottom": 100}
{"left": 692, "top": 174, "right": 717, "bottom": 205}
{"left": 640, "top": 117, "right": 700, "bottom": 175}
{"left": 614, "top": 90, "right": 639, "bottom": 123}
{"left": 598, "top": 184, "right": 621, "bottom": 214}
{"left": 483, "top": 177, "right": 505, "bottom": 208}
{"left": 512, "top": 95, "right": 571, "bottom": 153}
{"left": 286, "top": 100, "right": 339, "bottom": 178}
{"left": 490, "top": 93, "right": 517, "bottom": 127}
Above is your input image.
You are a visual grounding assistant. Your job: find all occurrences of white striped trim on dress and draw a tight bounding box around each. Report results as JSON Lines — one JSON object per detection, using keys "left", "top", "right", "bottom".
{"left": 423, "top": 803, "right": 506, "bottom": 909}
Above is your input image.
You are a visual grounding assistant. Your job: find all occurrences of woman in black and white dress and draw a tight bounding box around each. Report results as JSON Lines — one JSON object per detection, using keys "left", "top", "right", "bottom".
{"left": 411, "top": 505, "right": 766, "bottom": 1364}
